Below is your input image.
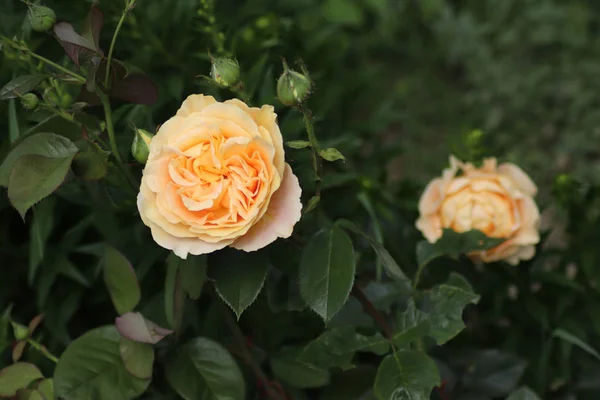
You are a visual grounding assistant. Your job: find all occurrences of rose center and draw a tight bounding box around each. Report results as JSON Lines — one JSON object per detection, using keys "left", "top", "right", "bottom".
{"left": 440, "top": 186, "right": 515, "bottom": 238}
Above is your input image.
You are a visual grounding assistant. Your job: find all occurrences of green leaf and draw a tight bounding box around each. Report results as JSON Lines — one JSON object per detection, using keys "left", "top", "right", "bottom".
{"left": 415, "top": 241, "right": 443, "bottom": 269}
{"left": 115, "top": 312, "right": 173, "bottom": 344}
{"left": 392, "top": 299, "right": 430, "bottom": 349}
{"left": 337, "top": 219, "right": 409, "bottom": 284}
{"left": 165, "top": 337, "right": 245, "bottom": 400}
{"left": 321, "top": 367, "right": 377, "bottom": 400}
{"left": 320, "top": 147, "right": 346, "bottom": 162}
{"left": 299, "top": 226, "right": 356, "bottom": 321}
{"left": 427, "top": 272, "right": 479, "bottom": 345}
{"left": 54, "top": 326, "right": 149, "bottom": 399}
{"left": 303, "top": 195, "right": 320, "bottom": 213}
{"left": 180, "top": 255, "right": 208, "bottom": 300}
{"left": 15, "top": 389, "right": 45, "bottom": 400}
{"left": 28, "top": 199, "right": 55, "bottom": 286}
{"left": 0, "top": 363, "right": 44, "bottom": 397}
{"left": 165, "top": 253, "right": 185, "bottom": 331}
{"left": 34, "top": 379, "right": 54, "bottom": 400}
{"left": 271, "top": 347, "right": 330, "bottom": 389}
{"left": 8, "top": 98, "right": 19, "bottom": 144}
{"left": 119, "top": 337, "right": 154, "bottom": 380}
{"left": 298, "top": 327, "right": 389, "bottom": 370}
{"left": 286, "top": 140, "right": 311, "bottom": 149}
{"left": 0, "top": 132, "right": 79, "bottom": 187}
{"left": 0, "top": 304, "right": 13, "bottom": 354}
{"left": 8, "top": 154, "right": 75, "bottom": 218}
{"left": 0, "top": 75, "right": 46, "bottom": 100}
{"left": 102, "top": 246, "right": 141, "bottom": 315}
{"left": 462, "top": 349, "right": 527, "bottom": 397}
{"left": 208, "top": 249, "right": 269, "bottom": 319}
{"left": 552, "top": 328, "right": 600, "bottom": 361}
{"left": 374, "top": 351, "right": 440, "bottom": 400}
{"left": 71, "top": 144, "right": 108, "bottom": 181}
{"left": 507, "top": 387, "right": 541, "bottom": 400}
{"left": 436, "top": 229, "right": 506, "bottom": 258}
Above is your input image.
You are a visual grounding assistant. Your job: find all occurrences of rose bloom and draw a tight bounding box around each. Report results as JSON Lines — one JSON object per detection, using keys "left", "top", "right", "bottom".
{"left": 137, "top": 95, "right": 302, "bottom": 259}
{"left": 416, "top": 156, "right": 540, "bottom": 265}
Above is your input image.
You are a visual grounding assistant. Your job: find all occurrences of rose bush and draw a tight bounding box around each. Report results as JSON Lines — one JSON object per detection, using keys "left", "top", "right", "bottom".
{"left": 417, "top": 156, "right": 540, "bottom": 265}
{"left": 2, "top": 0, "right": 600, "bottom": 399}
{"left": 138, "top": 94, "right": 302, "bottom": 258}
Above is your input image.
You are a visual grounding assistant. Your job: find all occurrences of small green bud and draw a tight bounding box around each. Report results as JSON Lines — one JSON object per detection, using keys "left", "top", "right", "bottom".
{"left": 132, "top": 129, "right": 154, "bottom": 164}
{"left": 277, "top": 61, "right": 311, "bottom": 106}
{"left": 20, "top": 93, "right": 39, "bottom": 110}
{"left": 28, "top": 4, "right": 57, "bottom": 32}
{"left": 11, "top": 321, "right": 29, "bottom": 341}
{"left": 210, "top": 57, "right": 240, "bottom": 87}
{"left": 466, "top": 129, "right": 484, "bottom": 147}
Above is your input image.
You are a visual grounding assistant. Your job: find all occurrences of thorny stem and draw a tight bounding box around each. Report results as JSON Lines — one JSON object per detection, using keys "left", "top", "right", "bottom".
{"left": 217, "top": 301, "right": 284, "bottom": 400}
{"left": 351, "top": 284, "right": 393, "bottom": 340}
{"left": 27, "top": 339, "right": 58, "bottom": 363}
{"left": 300, "top": 105, "right": 322, "bottom": 201}
{"left": 104, "top": 0, "right": 133, "bottom": 87}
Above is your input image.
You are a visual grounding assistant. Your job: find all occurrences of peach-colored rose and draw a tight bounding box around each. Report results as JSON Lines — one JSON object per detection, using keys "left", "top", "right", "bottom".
{"left": 416, "top": 156, "right": 540, "bottom": 265}
{"left": 137, "top": 94, "right": 302, "bottom": 259}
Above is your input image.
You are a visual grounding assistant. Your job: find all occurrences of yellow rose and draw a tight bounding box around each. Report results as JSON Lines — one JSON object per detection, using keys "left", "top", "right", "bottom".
{"left": 416, "top": 156, "right": 540, "bottom": 265}
{"left": 137, "top": 94, "right": 302, "bottom": 259}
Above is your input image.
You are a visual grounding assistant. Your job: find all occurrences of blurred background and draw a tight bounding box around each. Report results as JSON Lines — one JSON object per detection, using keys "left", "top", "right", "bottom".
{"left": 3, "top": 0, "right": 600, "bottom": 398}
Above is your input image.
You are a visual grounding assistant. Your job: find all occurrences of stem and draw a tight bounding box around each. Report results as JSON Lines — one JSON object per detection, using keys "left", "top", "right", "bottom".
{"left": 104, "top": 2, "right": 131, "bottom": 87}
{"left": 412, "top": 263, "right": 426, "bottom": 290}
{"left": 27, "top": 51, "right": 86, "bottom": 84}
{"left": 27, "top": 339, "right": 58, "bottom": 363}
{"left": 300, "top": 105, "right": 322, "bottom": 199}
{"left": 217, "top": 301, "right": 283, "bottom": 400}
{"left": 97, "top": 91, "right": 138, "bottom": 193}
{"left": 351, "top": 284, "right": 393, "bottom": 340}
{"left": 98, "top": 92, "right": 122, "bottom": 164}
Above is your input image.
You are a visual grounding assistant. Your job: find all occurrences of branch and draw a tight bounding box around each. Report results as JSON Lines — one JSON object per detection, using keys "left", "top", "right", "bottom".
{"left": 217, "top": 301, "right": 284, "bottom": 400}
{"left": 351, "top": 283, "right": 393, "bottom": 340}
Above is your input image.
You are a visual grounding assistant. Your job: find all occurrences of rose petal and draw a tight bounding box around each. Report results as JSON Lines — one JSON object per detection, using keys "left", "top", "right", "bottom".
{"left": 232, "top": 163, "right": 302, "bottom": 252}
{"left": 176, "top": 94, "right": 217, "bottom": 117}
{"left": 498, "top": 163, "right": 537, "bottom": 196}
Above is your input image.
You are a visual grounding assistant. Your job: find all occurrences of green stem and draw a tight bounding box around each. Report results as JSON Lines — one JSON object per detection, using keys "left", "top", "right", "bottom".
{"left": 97, "top": 91, "right": 138, "bottom": 193}
{"left": 26, "top": 51, "right": 86, "bottom": 84}
{"left": 27, "top": 339, "right": 58, "bottom": 364}
{"left": 104, "top": 2, "right": 131, "bottom": 87}
{"left": 300, "top": 105, "right": 322, "bottom": 199}
{"left": 412, "top": 263, "right": 426, "bottom": 290}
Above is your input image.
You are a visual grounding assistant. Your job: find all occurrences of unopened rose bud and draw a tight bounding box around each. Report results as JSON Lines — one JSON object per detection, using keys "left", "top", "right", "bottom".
{"left": 210, "top": 56, "right": 240, "bottom": 87}
{"left": 132, "top": 128, "right": 154, "bottom": 164}
{"left": 28, "top": 4, "right": 56, "bottom": 32}
{"left": 277, "top": 61, "right": 311, "bottom": 106}
{"left": 11, "top": 321, "right": 29, "bottom": 341}
{"left": 20, "top": 93, "right": 39, "bottom": 110}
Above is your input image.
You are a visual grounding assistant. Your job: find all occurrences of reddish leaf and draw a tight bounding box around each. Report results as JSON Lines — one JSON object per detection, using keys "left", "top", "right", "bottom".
{"left": 12, "top": 341, "right": 26, "bottom": 362}
{"left": 82, "top": 5, "right": 104, "bottom": 54}
{"left": 110, "top": 73, "right": 158, "bottom": 105}
{"left": 115, "top": 312, "right": 173, "bottom": 344}
{"left": 27, "top": 314, "right": 43, "bottom": 335}
{"left": 54, "top": 22, "right": 99, "bottom": 66}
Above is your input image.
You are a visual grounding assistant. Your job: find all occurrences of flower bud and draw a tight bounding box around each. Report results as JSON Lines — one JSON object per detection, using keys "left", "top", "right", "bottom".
{"left": 20, "top": 93, "right": 39, "bottom": 110}
{"left": 28, "top": 4, "right": 56, "bottom": 32}
{"left": 11, "top": 321, "right": 29, "bottom": 341}
{"left": 277, "top": 62, "right": 311, "bottom": 106}
{"left": 131, "top": 129, "right": 154, "bottom": 164}
{"left": 210, "top": 57, "right": 240, "bottom": 87}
